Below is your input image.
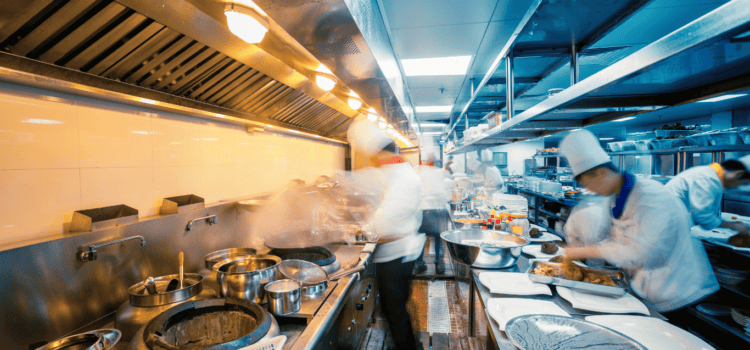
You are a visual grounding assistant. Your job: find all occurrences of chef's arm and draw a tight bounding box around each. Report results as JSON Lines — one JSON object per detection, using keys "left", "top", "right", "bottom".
{"left": 564, "top": 245, "right": 606, "bottom": 261}
{"left": 720, "top": 220, "right": 750, "bottom": 234}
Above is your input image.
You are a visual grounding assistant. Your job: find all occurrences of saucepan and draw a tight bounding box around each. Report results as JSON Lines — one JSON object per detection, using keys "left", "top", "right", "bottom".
{"left": 213, "top": 254, "right": 281, "bottom": 304}
{"left": 277, "top": 259, "right": 366, "bottom": 298}
{"left": 264, "top": 279, "right": 302, "bottom": 315}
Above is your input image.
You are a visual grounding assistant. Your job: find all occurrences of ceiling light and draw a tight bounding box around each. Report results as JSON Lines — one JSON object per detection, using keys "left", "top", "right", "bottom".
{"left": 20, "top": 119, "right": 63, "bottom": 124}
{"left": 378, "top": 122, "right": 386, "bottom": 129}
{"left": 697, "top": 94, "right": 748, "bottom": 103}
{"left": 225, "top": 2, "right": 269, "bottom": 44}
{"left": 418, "top": 122, "right": 448, "bottom": 127}
{"left": 367, "top": 107, "right": 378, "bottom": 121}
{"left": 599, "top": 137, "right": 614, "bottom": 140}
{"left": 614, "top": 117, "right": 636, "bottom": 122}
{"left": 401, "top": 55, "right": 472, "bottom": 76}
{"left": 415, "top": 105, "right": 453, "bottom": 113}
{"left": 314, "top": 64, "right": 337, "bottom": 91}
{"left": 140, "top": 98, "right": 157, "bottom": 105}
{"left": 419, "top": 132, "right": 445, "bottom": 136}
{"left": 348, "top": 91, "right": 362, "bottom": 110}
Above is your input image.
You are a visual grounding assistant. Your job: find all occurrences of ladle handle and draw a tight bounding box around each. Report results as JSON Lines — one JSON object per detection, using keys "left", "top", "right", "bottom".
{"left": 178, "top": 252, "right": 184, "bottom": 288}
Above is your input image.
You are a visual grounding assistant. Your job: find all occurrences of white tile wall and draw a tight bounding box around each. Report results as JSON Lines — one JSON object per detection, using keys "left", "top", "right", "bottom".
{"left": 0, "top": 86, "right": 345, "bottom": 247}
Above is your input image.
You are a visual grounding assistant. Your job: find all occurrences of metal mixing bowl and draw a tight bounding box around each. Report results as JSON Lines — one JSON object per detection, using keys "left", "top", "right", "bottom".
{"left": 204, "top": 248, "right": 257, "bottom": 269}
{"left": 441, "top": 229, "right": 528, "bottom": 269}
{"left": 214, "top": 255, "right": 281, "bottom": 303}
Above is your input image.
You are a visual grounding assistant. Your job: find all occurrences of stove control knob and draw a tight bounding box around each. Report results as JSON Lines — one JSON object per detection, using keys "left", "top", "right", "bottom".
{"left": 356, "top": 303, "right": 364, "bottom": 311}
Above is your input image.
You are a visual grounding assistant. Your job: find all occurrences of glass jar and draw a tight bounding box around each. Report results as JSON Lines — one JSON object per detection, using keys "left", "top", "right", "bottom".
{"left": 508, "top": 213, "right": 529, "bottom": 236}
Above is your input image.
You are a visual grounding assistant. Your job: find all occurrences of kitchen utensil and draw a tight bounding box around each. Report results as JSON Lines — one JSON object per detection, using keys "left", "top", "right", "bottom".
{"left": 178, "top": 252, "right": 184, "bottom": 289}
{"left": 441, "top": 229, "right": 528, "bottom": 269}
{"left": 477, "top": 272, "right": 551, "bottom": 296}
{"left": 238, "top": 335, "right": 287, "bottom": 350}
{"left": 586, "top": 315, "right": 715, "bottom": 350}
{"left": 35, "top": 329, "right": 121, "bottom": 350}
{"left": 264, "top": 279, "right": 302, "bottom": 315}
{"left": 165, "top": 279, "right": 179, "bottom": 292}
{"left": 214, "top": 255, "right": 281, "bottom": 303}
{"left": 506, "top": 315, "right": 648, "bottom": 350}
{"left": 696, "top": 303, "right": 732, "bottom": 316}
{"left": 731, "top": 308, "right": 750, "bottom": 327}
{"left": 486, "top": 298, "right": 570, "bottom": 331}
{"left": 143, "top": 277, "right": 157, "bottom": 295}
{"left": 526, "top": 260, "right": 630, "bottom": 296}
{"left": 204, "top": 248, "right": 258, "bottom": 269}
{"left": 277, "top": 259, "right": 329, "bottom": 297}
{"left": 556, "top": 286, "right": 650, "bottom": 315}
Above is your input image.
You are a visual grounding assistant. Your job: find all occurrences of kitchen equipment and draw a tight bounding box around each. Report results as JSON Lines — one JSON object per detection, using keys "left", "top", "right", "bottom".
{"left": 178, "top": 252, "right": 184, "bottom": 288}
{"left": 264, "top": 279, "right": 302, "bottom": 315}
{"left": 526, "top": 260, "right": 630, "bottom": 296}
{"left": 165, "top": 279, "right": 179, "bottom": 292}
{"left": 731, "top": 308, "right": 750, "bottom": 327}
{"left": 478, "top": 272, "right": 552, "bottom": 296}
{"left": 267, "top": 246, "right": 340, "bottom": 275}
{"left": 696, "top": 303, "right": 732, "bottom": 316}
{"left": 214, "top": 255, "right": 282, "bottom": 304}
{"left": 115, "top": 273, "right": 216, "bottom": 342}
{"left": 586, "top": 315, "right": 715, "bottom": 350}
{"left": 128, "top": 298, "right": 279, "bottom": 350}
{"left": 441, "top": 229, "right": 529, "bottom": 269}
{"left": 505, "top": 315, "right": 647, "bottom": 350}
{"left": 35, "top": 329, "right": 121, "bottom": 350}
{"left": 204, "top": 248, "right": 258, "bottom": 269}
{"left": 143, "top": 277, "right": 157, "bottom": 295}
{"left": 706, "top": 129, "right": 742, "bottom": 146}
{"left": 239, "top": 335, "right": 287, "bottom": 350}
{"left": 556, "top": 286, "right": 649, "bottom": 315}
{"left": 486, "top": 298, "right": 570, "bottom": 331}
{"left": 277, "top": 259, "right": 329, "bottom": 297}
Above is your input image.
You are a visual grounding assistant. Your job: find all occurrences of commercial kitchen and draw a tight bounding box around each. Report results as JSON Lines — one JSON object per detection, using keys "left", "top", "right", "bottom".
{"left": 2, "top": 0, "right": 750, "bottom": 349}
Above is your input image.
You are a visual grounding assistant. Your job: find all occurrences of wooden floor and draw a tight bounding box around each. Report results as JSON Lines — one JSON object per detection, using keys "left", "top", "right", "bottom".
{"left": 357, "top": 316, "right": 486, "bottom": 350}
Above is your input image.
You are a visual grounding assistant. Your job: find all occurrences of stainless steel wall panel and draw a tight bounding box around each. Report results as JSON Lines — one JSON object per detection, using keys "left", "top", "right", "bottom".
{"left": 64, "top": 12, "right": 148, "bottom": 71}
{"left": 101, "top": 27, "right": 180, "bottom": 79}
{"left": 139, "top": 42, "right": 203, "bottom": 87}
{"left": 37, "top": 2, "right": 128, "bottom": 64}
{"left": 152, "top": 48, "right": 215, "bottom": 91}
{"left": 86, "top": 21, "right": 163, "bottom": 76}
{"left": 10, "top": 0, "right": 100, "bottom": 57}
{"left": 124, "top": 35, "right": 192, "bottom": 84}
{"left": 169, "top": 53, "right": 227, "bottom": 95}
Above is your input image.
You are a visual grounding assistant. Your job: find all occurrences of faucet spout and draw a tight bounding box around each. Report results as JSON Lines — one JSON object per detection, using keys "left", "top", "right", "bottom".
{"left": 79, "top": 235, "right": 146, "bottom": 262}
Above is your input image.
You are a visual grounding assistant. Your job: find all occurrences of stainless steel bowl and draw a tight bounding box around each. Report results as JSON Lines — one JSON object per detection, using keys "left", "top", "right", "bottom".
{"left": 35, "top": 329, "right": 120, "bottom": 350}
{"left": 204, "top": 248, "right": 257, "bottom": 269}
{"left": 452, "top": 220, "right": 483, "bottom": 230}
{"left": 441, "top": 229, "right": 528, "bottom": 269}
{"left": 265, "top": 279, "right": 302, "bottom": 315}
{"left": 214, "top": 255, "right": 281, "bottom": 303}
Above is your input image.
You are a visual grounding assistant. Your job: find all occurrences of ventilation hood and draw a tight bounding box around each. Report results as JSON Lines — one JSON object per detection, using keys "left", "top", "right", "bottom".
{"left": 0, "top": 0, "right": 419, "bottom": 145}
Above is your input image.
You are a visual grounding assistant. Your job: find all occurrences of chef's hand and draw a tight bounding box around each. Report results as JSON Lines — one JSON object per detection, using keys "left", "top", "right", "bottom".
{"left": 723, "top": 220, "right": 750, "bottom": 234}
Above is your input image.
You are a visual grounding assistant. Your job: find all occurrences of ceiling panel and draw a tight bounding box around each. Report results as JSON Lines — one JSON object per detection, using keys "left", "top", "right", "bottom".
{"left": 406, "top": 75, "right": 466, "bottom": 89}
{"left": 417, "top": 112, "right": 451, "bottom": 121}
{"left": 381, "top": 0, "right": 498, "bottom": 30}
{"left": 644, "top": 0, "right": 729, "bottom": 10}
{"left": 490, "top": 0, "right": 537, "bottom": 22}
{"left": 391, "top": 22, "right": 488, "bottom": 59}
{"left": 476, "top": 20, "right": 519, "bottom": 55}
{"left": 409, "top": 87, "right": 460, "bottom": 105}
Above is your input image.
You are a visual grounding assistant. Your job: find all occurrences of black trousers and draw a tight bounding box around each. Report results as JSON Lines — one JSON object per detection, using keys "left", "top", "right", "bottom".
{"left": 416, "top": 209, "right": 452, "bottom": 264}
{"left": 377, "top": 258, "right": 417, "bottom": 350}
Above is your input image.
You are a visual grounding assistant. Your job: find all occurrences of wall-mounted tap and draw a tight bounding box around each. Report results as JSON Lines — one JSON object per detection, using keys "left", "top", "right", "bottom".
{"left": 186, "top": 214, "right": 218, "bottom": 231}
{"left": 79, "top": 235, "right": 146, "bottom": 262}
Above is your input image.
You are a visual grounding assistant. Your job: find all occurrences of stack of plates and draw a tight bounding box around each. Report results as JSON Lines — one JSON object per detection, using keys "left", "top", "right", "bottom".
{"left": 712, "top": 266, "right": 749, "bottom": 286}
{"left": 485, "top": 194, "right": 528, "bottom": 213}
{"left": 731, "top": 308, "right": 750, "bottom": 334}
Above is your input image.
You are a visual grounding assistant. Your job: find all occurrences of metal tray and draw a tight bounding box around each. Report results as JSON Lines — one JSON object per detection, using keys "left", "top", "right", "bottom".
{"left": 525, "top": 260, "right": 630, "bottom": 296}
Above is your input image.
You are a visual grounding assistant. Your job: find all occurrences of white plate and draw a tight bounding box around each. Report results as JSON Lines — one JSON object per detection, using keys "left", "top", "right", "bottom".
{"left": 557, "top": 286, "right": 650, "bottom": 315}
{"left": 704, "top": 237, "right": 750, "bottom": 252}
{"left": 486, "top": 298, "right": 570, "bottom": 331}
{"left": 586, "top": 315, "right": 715, "bottom": 350}
{"left": 478, "top": 272, "right": 552, "bottom": 296}
{"left": 522, "top": 244, "right": 564, "bottom": 259}
{"left": 529, "top": 230, "right": 563, "bottom": 243}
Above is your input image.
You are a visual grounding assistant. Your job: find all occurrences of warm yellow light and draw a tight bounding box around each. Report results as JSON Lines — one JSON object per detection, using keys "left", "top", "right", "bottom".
{"left": 348, "top": 91, "right": 362, "bottom": 110}
{"left": 378, "top": 122, "right": 386, "bottom": 129}
{"left": 315, "top": 64, "right": 337, "bottom": 91}
{"left": 225, "top": 2, "right": 269, "bottom": 44}
{"left": 367, "top": 113, "right": 378, "bottom": 122}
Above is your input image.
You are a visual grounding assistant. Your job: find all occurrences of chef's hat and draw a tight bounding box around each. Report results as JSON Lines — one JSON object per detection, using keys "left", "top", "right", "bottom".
{"left": 480, "top": 149, "right": 493, "bottom": 162}
{"left": 560, "top": 129, "right": 611, "bottom": 177}
{"left": 347, "top": 117, "right": 393, "bottom": 157}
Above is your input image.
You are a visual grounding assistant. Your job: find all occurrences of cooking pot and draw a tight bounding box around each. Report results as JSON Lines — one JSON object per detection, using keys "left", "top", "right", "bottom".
{"left": 214, "top": 255, "right": 281, "bottom": 304}
{"left": 264, "top": 279, "right": 302, "bottom": 315}
{"left": 128, "top": 298, "right": 279, "bottom": 350}
{"left": 35, "top": 329, "right": 120, "bottom": 350}
{"left": 197, "top": 248, "right": 257, "bottom": 292}
{"left": 277, "top": 259, "right": 329, "bottom": 298}
{"left": 116, "top": 274, "right": 216, "bottom": 342}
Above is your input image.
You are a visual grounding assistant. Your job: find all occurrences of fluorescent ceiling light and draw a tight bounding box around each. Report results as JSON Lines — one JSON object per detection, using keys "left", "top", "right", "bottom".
{"left": 614, "top": 117, "right": 636, "bottom": 122}
{"left": 415, "top": 105, "right": 453, "bottom": 113}
{"left": 599, "top": 137, "right": 614, "bottom": 140}
{"left": 20, "top": 119, "right": 63, "bottom": 124}
{"left": 419, "top": 132, "right": 445, "bottom": 136}
{"left": 417, "top": 122, "right": 448, "bottom": 127}
{"left": 697, "top": 94, "right": 747, "bottom": 103}
{"left": 225, "top": 2, "right": 269, "bottom": 44}
{"left": 401, "top": 55, "right": 472, "bottom": 76}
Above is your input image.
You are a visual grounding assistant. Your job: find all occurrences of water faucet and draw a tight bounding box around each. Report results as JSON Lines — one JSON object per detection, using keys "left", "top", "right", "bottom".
{"left": 79, "top": 235, "right": 146, "bottom": 262}
{"left": 186, "top": 214, "right": 218, "bottom": 231}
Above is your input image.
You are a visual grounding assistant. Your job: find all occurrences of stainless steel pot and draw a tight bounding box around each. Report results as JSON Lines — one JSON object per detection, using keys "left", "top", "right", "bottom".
{"left": 213, "top": 255, "right": 281, "bottom": 304}
{"left": 36, "top": 329, "right": 120, "bottom": 350}
{"left": 264, "top": 279, "right": 302, "bottom": 315}
{"left": 115, "top": 274, "right": 216, "bottom": 342}
{"left": 441, "top": 229, "right": 528, "bottom": 269}
{"left": 198, "top": 248, "right": 258, "bottom": 292}
{"left": 277, "top": 259, "right": 329, "bottom": 297}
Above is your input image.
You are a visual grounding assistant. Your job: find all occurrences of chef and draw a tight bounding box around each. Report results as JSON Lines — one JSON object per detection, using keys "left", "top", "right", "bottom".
{"left": 665, "top": 156, "right": 750, "bottom": 236}
{"left": 478, "top": 149, "right": 505, "bottom": 192}
{"left": 347, "top": 117, "right": 425, "bottom": 350}
{"left": 560, "top": 130, "right": 718, "bottom": 314}
{"left": 414, "top": 162, "right": 452, "bottom": 275}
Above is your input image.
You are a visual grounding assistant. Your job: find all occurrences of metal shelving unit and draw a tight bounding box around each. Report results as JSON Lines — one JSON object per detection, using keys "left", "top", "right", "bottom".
{"left": 610, "top": 144, "right": 750, "bottom": 176}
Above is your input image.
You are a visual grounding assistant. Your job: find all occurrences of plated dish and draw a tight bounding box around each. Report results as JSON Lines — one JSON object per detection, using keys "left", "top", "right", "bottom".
{"left": 506, "top": 315, "right": 647, "bottom": 350}
{"left": 478, "top": 272, "right": 551, "bottom": 296}
{"left": 522, "top": 244, "right": 564, "bottom": 259}
{"left": 486, "top": 298, "right": 569, "bottom": 331}
{"left": 557, "top": 286, "right": 650, "bottom": 315}
{"left": 586, "top": 315, "right": 714, "bottom": 350}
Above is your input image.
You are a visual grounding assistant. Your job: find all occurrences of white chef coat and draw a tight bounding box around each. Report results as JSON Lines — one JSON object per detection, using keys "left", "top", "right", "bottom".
{"left": 664, "top": 165, "right": 724, "bottom": 230}
{"left": 367, "top": 162, "right": 426, "bottom": 263}
{"left": 417, "top": 166, "right": 452, "bottom": 210}
{"left": 484, "top": 165, "right": 505, "bottom": 193}
{"left": 596, "top": 178, "right": 719, "bottom": 312}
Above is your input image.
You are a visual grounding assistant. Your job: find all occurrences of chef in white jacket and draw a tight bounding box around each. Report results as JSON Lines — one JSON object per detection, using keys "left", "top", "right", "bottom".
{"left": 479, "top": 149, "right": 505, "bottom": 192}
{"left": 560, "top": 130, "right": 718, "bottom": 315}
{"left": 665, "top": 156, "right": 750, "bottom": 235}
{"left": 347, "top": 117, "right": 424, "bottom": 349}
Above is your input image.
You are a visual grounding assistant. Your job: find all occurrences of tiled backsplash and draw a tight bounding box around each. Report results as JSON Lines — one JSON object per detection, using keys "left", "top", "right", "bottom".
{"left": 0, "top": 83, "right": 345, "bottom": 247}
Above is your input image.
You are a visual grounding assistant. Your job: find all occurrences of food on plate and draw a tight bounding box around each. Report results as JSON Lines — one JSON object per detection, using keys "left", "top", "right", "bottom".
{"left": 456, "top": 218, "right": 484, "bottom": 224}
{"left": 530, "top": 261, "right": 616, "bottom": 287}
{"left": 732, "top": 216, "right": 738, "bottom": 220}
{"left": 562, "top": 260, "right": 583, "bottom": 281}
{"left": 728, "top": 233, "right": 750, "bottom": 248}
{"left": 582, "top": 271, "right": 616, "bottom": 286}
{"left": 529, "top": 228, "right": 543, "bottom": 238}
{"left": 541, "top": 242, "right": 558, "bottom": 255}
{"left": 531, "top": 265, "right": 561, "bottom": 277}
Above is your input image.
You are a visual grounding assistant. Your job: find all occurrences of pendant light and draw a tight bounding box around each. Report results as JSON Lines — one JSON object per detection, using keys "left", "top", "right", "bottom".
{"left": 378, "top": 121, "right": 386, "bottom": 129}
{"left": 348, "top": 91, "right": 362, "bottom": 110}
{"left": 225, "top": 2, "right": 269, "bottom": 44}
{"left": 314, "top": 64, "right": 337, "bottom": 91}
{"left": 367, "top": 107, "right": 378, "bottom": 121}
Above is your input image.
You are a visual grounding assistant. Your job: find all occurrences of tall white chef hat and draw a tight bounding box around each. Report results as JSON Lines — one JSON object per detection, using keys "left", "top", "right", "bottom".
{"left": 560, "top": 129, "right": 611, "bottom": 177}
{"left": 480, "top": 149, "right": 493, "bottom": 162}
{"left": 347, "top": 116, "right": 393, "bottom": 157}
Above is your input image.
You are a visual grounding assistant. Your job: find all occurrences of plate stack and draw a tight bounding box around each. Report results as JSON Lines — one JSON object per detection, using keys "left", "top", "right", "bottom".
{"left": 712, "top": 265, "right": 749, "bottom": 286}
{"left": 484, "top": 194, "right": 528, "bottom": 214}
{"left": 731, "top": 308, "right": 750, "bottom": 337}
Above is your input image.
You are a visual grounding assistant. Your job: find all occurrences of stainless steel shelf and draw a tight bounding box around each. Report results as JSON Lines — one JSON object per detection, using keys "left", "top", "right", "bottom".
{"left": 688, "top": 306, "right": 750, "bottom": 344}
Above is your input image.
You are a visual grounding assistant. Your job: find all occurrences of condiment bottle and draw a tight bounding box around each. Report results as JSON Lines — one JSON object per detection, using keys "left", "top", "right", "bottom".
{"left": 509, "top": 213, "right": 529, "bottom": 236}
{"left": 481, "top": 220, "right": 487, "bottom": 230}
{"left": 494, "top": 219, "right": 504, "bottom": 231}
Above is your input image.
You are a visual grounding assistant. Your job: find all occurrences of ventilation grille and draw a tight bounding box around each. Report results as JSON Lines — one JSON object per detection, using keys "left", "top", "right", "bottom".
{"left": 0, "top": 0, "right": 349, "bottom": 136}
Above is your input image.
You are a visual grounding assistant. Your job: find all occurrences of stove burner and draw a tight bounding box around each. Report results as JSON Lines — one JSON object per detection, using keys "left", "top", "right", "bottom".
{"left": 268, "top": 246, "right": 336, "bottom": 266}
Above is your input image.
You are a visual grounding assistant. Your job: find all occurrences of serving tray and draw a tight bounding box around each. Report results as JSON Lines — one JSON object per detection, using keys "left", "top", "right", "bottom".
{"left": 525, "top": 260, "right": 630, "bottom": 296}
